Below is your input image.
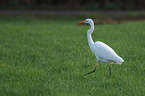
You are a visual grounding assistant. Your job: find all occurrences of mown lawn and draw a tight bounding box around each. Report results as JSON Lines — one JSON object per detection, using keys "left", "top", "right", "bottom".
{"left": 0, "top": 16, "right": 144, "bottom": 96}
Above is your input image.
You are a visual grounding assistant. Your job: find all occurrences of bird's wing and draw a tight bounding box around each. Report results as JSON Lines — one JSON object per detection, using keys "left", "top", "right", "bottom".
{"left": 93, "top": 41, "right": 122, "bottom": 61}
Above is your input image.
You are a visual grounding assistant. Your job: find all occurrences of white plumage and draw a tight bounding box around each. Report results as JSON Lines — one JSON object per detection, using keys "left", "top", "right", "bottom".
{"left": 93, "top": 41, "right": 124, "bottom": 64}
{"left": 78, "top": 18, "right": 124, "bottom": 76}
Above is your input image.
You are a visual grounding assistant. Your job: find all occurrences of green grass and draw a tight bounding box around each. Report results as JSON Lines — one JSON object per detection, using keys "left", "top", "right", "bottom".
{"left": 0, "top": 17, "right": 144, "bottom": 96}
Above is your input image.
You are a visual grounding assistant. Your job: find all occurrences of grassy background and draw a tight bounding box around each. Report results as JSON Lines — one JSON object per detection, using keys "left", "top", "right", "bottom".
{"left": 0, "top": 16, "right": 144, "bottom": 96}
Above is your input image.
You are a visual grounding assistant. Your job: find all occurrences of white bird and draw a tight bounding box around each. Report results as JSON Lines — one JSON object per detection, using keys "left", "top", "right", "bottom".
{"left": 78, "top": 19, "right": 124, "bottom": 76}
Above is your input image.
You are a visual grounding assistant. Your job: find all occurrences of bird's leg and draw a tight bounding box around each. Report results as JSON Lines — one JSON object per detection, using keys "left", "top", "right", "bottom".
{"left": 84, "top": 62, "right": 97, "bottom": 76}
{"left": 108, "top": 64, "right": 111, "bottom": 76}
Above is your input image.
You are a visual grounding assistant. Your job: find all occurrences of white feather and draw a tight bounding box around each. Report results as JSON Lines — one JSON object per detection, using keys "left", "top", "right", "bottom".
{"left": 93, "top": 41, "right": 124, "bottom": 64}
{"left": 85, "top": 18, "right": 124, "bottom": 64}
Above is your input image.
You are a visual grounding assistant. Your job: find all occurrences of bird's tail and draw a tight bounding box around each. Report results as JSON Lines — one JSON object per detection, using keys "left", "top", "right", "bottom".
{"left": 117, "top": 57, "right": 124, "bottom": 64}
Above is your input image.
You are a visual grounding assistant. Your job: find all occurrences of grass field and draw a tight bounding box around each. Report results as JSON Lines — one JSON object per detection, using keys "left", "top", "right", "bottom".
{"left": 0, "top": 16, "right": 144, "bottom": 96}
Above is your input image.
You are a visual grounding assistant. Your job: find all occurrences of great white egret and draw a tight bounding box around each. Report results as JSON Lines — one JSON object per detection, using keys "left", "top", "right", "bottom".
{"left": 78, "top": 19, "right": 124, "bottom": 76}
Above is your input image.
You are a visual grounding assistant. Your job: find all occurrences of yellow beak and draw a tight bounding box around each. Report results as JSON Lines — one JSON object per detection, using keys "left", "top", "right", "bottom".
{"left": 78, "top": 21, "right": 85, "bottom": 23}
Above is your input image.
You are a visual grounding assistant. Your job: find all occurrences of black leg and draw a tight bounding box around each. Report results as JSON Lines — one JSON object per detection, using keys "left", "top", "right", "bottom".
{"left": 84, "top": 62, "right": 97, "bottom": 76}
{"left": 108, "top": 64, "right": 111, "bottom": 76}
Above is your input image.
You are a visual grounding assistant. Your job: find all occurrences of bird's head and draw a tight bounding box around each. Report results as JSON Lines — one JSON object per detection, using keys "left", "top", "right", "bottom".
{"left": 78, "top": 18, "right": 94, "bottom": 34}
{"left": 78, "top": 18, "right": 94, "bottom": 24}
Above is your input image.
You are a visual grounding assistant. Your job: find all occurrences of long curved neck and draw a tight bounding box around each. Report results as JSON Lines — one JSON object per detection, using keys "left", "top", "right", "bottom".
{"left": 87, "top": 22, "right": 94, "bottom": 47}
